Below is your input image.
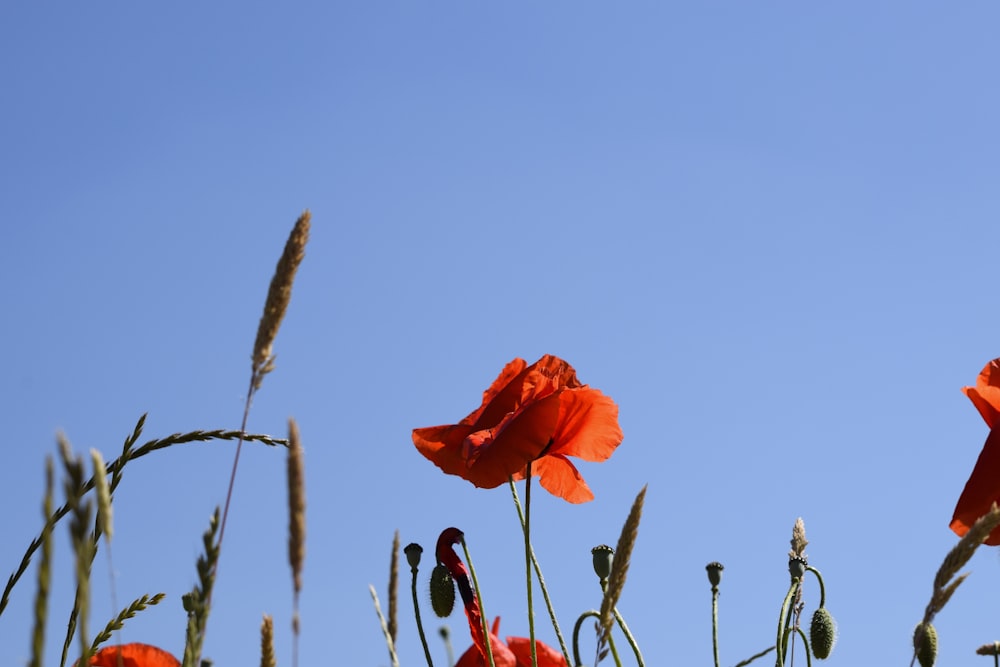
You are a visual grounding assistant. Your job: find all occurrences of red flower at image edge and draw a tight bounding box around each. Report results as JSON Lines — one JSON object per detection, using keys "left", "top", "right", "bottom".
{"left": 454, "top": 617, "right": 568, "bottom": 667}
{"left": 85, "top": 643, "right": 180, "bottom": 667}
{"left": 413, "top": 355, "right": 623, "bottom": 503}
{"left": 951, "top": 357, "right": 1000, "bottom": 545}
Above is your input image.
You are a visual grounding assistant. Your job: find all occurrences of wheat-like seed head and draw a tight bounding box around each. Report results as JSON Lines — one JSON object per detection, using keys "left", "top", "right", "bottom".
{"left": 598, "top": 485, "right": 647, "bottom": 644}
{"left": 287, "top": 418, "right": 306, "bottom": 596}
{"left": 252, "top": 210, "right": 311, "bottom": 387}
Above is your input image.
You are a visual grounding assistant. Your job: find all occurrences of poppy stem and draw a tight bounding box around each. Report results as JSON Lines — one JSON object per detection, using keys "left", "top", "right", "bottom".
{"left": 774, "top": 578, "right": 800, "bottom": 667}
{"left": 522, "top": 466, "right": 538, "bottom": 667}
{"left": 459, "top": 536, "right": 497, "bottom": 667}
{"left": 805, "top": 566, "right": 826, "bottom": 608}
{"left": 408, "top": 562, "right": 435, "bottom": 667}
{"left": 611, "top": 607, "right": 642, "bottom": 667}
{"left": 572, "top": 610, "right": 622, "bottom": 667}
{"left": 711, "top": 586, "right": 720, "bottom": 667}
{"left": 508, "top": 480, "right": 573, "bottom": 666}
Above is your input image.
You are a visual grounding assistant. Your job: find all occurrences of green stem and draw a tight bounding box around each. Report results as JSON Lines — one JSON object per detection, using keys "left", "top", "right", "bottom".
{"left": 410, "top": 567, "right": 434, "bottom": 667}
{"left": 774, "top": 579, "right": 799, "bottom": 667}
{"left": 524, "top": 465, "right": 538, "bottom": 667}
{"left": 573, "top": 610, "right": 622, "bottom": 667}
{"left": 805, "top": 566, "right": 826, "bottom": 608}
{"left": 508, "top": 480, "right": 572, "bottom": 666}
{"left": 572, "top": 611, "right": 598, "bottom": 667}
{"left": 612, "top": 607, "right": 643, "bottom": 667}
{"left": 793, "top": 627, "right": 812, "bottom": 667}
{"left": 711, "top": 587, "right": 720, "bottom": 667}
{"left": 460, "top": 536, "right": 496, "bottom": 667}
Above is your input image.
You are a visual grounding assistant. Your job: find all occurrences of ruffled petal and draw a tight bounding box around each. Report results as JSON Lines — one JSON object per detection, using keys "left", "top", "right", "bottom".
{"left": 532, "top": 452, "right": 593, "bottom": 503}
{"left": 462, "top": 393, "right": 562, "bottom": 488}
{"left": 550, "top": 388, "right": 623, "bottom": 462}
{"left": 951, "top": 428, "right": 1000, "bottom": 545}
{"left": 412, "top": 424, "right": 477, "bottom": 477}
{"left": 506, "top": 636, "right": 567, "bottom": 667}
{"left": 465, "top": 358, "right": 529, "bottom": 429}
{"left": 964, "top": 358, "right": 1000, "bottom": 429}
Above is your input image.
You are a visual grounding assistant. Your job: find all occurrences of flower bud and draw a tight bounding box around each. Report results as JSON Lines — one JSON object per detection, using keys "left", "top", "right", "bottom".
{"left": 591, "top": 545, "right": 614, "bottom": 581}
{"left": 430, "top": 564, "right": 455, "bottom": 617}
{"left": 810, "top": 607, "right": 837, "bottom": 659}
{"left": 913, "top": 622, "right": 938, "bottom": 667}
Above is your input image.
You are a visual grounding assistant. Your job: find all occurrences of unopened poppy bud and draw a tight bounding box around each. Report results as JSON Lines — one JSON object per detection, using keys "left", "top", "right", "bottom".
{"left": 913, "top": 622, "right": 938, "bottom": 667}
{"left": 404, "top": 543, "right": 423, "bottom": 569}
{"left": 788, "top": 556, "right": 807, "bottom": 579}
{"left": 810, "top": 606, "right": 837, "bottom": 659}
{"left": 430, "top": 564, "right": 455, "bottom": 617}
{"left": 705, "top": 562, "right": 724, "bottom": 589}
{"left": 591, "top": 545, "right": 614, "bottom": 581}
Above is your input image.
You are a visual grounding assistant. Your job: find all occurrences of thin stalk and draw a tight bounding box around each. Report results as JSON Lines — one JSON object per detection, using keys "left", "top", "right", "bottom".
{"left": 410, "top": 567, "right": 435, "bottom": 667}
{"left": 524, "top": 464, "right": 537, "bottom": 667}
{"left": 572, "top": 610, "right": 621, "bottom": 667}
{"left": 793, "top": 627, "right": 812, "bottom": 667}
{"left": 508, "top": 480, "right": 572, "bottom": 665}
{"left": 711, "top": 587, "right": 720, "bottom": 667}
{"left": 612, "top": 607, "right": 643, "bottom": 666}
{"left": 774, "top": 579, "right": 800, "bottom": 667}
{"left": 460, "top": 537, "right": 496, "bottom": 667}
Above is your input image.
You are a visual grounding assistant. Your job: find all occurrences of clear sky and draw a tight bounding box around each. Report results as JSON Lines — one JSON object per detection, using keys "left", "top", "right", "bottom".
{"left": 3, "top": 4, "right": 1000, "bottom": 666}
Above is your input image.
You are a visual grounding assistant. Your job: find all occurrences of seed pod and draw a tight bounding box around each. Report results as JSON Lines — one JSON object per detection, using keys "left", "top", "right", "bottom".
{"left": 810, "top": 607, "right": 837, "bottom": 659}
{"left": 430, "top": 564, "right": 455, "bottom": 617}
{"left": 913, "top": 622, "right": 938, "bottom": 667}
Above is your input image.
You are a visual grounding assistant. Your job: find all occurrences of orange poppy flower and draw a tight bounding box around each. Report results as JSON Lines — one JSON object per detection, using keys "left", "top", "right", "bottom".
{"left": 413, "top": 355, "right": 623, "bottom": 503}
{"left": 85, "top": 643, "right": 180, "bottom": 667}
{"left": 951, "top": 357, "right": 1000, "bottom": 545}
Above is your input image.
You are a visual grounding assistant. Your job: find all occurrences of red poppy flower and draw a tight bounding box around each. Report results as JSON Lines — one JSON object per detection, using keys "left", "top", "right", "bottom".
{"left": 951, "top": 357, "right": 1000, "bottom": 545}
{"left": 413, "top": 355, "right": 623, "bottom": 503}
{"left": 454, "top": 618, "right": 568, "bottom": 667}
{"left": 439, "top": 528, "right": 567, "bottom": 667}
{"left": 85, "top": 643, "right": 180, "bottom": 667}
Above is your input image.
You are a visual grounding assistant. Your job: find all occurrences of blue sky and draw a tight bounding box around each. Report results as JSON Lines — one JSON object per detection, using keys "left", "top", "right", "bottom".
{"left": 3, "top": 3, "right": 1000, "bottom": 666}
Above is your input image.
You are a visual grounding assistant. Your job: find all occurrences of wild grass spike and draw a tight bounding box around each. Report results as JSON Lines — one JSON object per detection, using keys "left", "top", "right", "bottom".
{"left": 251, "top": 210, "right": 312, "bottom": 389}
{"left": 287, "top": 418, "right": 306, "bottom": 598}
{"left": 260, "top": 614, "right": 276, "bottom": 667}
{"left": 388, "top": 530, "right": 399, "bottom": 644}
{"left": 598, "top": 485, "right": 646, "bottom": 645}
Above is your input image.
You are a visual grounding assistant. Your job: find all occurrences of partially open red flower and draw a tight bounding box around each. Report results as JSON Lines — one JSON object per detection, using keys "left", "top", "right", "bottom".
{"left": 454, "top": 617, "right": 567, "bottom": 667}
{"left": 86, "top": 643, "right": 180, "bottom": 667}
{"left": 413, "top": 355, "right": 623, "bottom": 503}
{"left": 951, "top": 357, "right": 1000, "bottom": 545}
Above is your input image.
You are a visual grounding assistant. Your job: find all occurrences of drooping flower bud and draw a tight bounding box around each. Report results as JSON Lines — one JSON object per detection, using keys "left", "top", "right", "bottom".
{"left": 591, "top": 545, "right": 614, "bottom": 582}
{"left": 430, "top": 564, "right": 456, "bottom": 617}
{"left": 810, "top": 606, "right": 837, "bottom": 659}
{"left": 913, "top": 622, "right": 938, "bottom": 667}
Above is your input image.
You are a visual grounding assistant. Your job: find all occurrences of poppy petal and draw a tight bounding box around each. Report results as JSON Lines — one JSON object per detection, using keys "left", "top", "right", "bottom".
{"left": 951, "top": 428, "right": 1000, "bottom": 545}
{"left": 465, "top": 358, "right": 530, "bottom": 429}
{"left": 531, "top": 452, "right": 593, "bottom": 503}
{"left": 550, "top": 388, "right": 623, "bottom": 462}
{"left": 964, "top": 358, "right": 1000, "bottom": 429}
{"left": 463, "top": 393, "right": 563, "bottom": 488}
{"left": 87, "top": 643, "right": 180, "bottom": 667}
{"left": 454, "top": 633, "right": 518, "bottom": 667}
{"left": 506, "top": 636, "right": 568, "bottom": 667}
